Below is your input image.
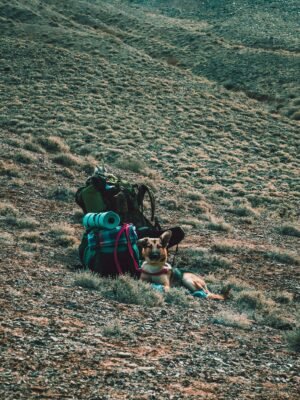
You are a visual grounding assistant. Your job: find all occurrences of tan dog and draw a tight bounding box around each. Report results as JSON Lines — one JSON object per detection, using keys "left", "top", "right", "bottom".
{"left": 173, "top": 270, "right": 230, "bottom": 300}
{"left": 138, "top": 231, "right": 230, "bottom": 300}
{"left": 138, "top": 231, "right": 173, "bottom": 291}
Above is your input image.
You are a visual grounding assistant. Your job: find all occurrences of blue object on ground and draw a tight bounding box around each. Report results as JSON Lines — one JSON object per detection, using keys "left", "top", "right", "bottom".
{"left": 192, "top": 290, "right": 208, "bottom": 299}
{"left": 151, "top": 283, "right": 165, "bottom": 293}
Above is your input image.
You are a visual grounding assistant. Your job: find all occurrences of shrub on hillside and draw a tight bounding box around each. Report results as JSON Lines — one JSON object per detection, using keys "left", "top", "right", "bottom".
{"left": 102, "top": 275, "right": 163, "bottom": 307}
{"left": 212, "top": 311, "right": 252, "bottom": 330}
{"left": 235, "top": 290, "right": 275, "bottom": 312}
{"left": 165, "top": 287, "right": 198, "bottom": 308}
{"left": 74, "top": 270, "right": 102, "bottom": 290}
{"left": 4, "top": 215, "right": 39, "bottom": 229}
{"left": 115, "top": 158, "right": 146, "bottom": 173}
{"left": 277, "top": 224, "right": 300, "bottom": 238}
{"left": 286, "top": 329, "right": 300, "bottom": 352}
{"left": 37, "top": 136, "right": 69, "bottom": 153}
{"left": 14, "top": 150, "right": 35, "bottom": 164}
{"left": 52, "top": 153, "right": 81, "bottom": 167}
{"left": 264, "top": 250, "right": 299, "bottom": 265}
{"left": 0, "top": 202, "right": 19, "bottom": 217}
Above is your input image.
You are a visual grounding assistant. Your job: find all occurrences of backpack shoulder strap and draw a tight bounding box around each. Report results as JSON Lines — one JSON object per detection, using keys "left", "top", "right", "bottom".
{"left": 137, "top": 184, "right": 155, "bottom": 222}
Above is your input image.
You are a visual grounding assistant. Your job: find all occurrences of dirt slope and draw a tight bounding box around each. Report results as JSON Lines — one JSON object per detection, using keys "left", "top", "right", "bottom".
{"left": 0, "top": 1, "right": 299, "bottom": 399}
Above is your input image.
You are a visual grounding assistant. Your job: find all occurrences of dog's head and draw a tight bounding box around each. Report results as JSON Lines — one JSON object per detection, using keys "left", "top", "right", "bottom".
{"left": 138, "top": 230, "right": 172, "bottom": 264}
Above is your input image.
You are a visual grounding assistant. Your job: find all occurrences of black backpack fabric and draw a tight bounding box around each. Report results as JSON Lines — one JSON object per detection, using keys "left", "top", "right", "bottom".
{"left": 76, "top": 167, "right": 185, "bottom": 269}
{"left": 75, "top": 169, "right": 160, "bottom": 231}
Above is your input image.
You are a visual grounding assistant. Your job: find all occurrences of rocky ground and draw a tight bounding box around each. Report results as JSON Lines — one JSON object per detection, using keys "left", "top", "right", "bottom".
{"left": 0, "top": 1, "right": 299, "bottom": 399}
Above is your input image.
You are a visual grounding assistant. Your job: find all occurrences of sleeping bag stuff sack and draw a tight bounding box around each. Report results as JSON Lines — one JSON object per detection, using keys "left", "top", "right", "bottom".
{"left": 79, "top": 223, "right": 140, "bottom": 277}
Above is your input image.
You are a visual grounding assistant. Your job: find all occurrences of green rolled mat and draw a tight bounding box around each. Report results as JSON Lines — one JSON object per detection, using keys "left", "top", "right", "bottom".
{"left": 83, "top": 212, "right": 120, "bottom": 229}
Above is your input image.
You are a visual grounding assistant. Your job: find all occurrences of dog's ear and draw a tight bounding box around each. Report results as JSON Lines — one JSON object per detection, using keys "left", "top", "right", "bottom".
{"left": 137, "top": 237, "right": 149, "bottom": 248}
{"left": 160, "top": 230, "right": 172, "bottom": 248}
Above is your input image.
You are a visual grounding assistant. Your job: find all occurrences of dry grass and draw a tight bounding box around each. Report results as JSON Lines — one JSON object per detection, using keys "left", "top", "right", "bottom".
{"left": 49, "top": 223, "right": 77, "bottom": 247}
{"left": 102, "top": 320, "right": 135, "bottom": 339}
{"left": 3, "top": 215, "right": 40, "bottom": 229}
{"left": 52, "top": 153, "right": 82, "bottom": 167}
{"left": 37, "top": 136, "right": 69, "bottom": 153}
{"left": 0, "top": 1, "right": 299, "bottom": 398}
{"left": 206, "top": 218, "right": 232, "bottom": 233}
{"left": 164, "top": 287, "right": 198, "bottom": 308}
{"left": 264, "top": 250, "right": 299, "bottom": 265}
{"left": 0, "top": 202, "right": 19, "bottom": 217}
{"left": 74, "top": 270, "right": 102, "bottom": 290}
{"left": 212, "top": 311, "right": 252, "bottom": 330}
{"left": 14, "top": 150, "right": 36, "bottom": 164}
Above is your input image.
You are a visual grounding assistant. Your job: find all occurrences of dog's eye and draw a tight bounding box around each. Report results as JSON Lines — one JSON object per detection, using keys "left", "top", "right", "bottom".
{"left": 146, "top": 244, "right": 152, "bottom": 249}
{"left": 157, "top": 244, "right": 162, "bottom": 249}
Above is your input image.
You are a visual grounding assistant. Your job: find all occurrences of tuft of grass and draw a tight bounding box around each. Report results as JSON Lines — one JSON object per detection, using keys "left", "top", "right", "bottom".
{"left": 20, "top": 232, "right": 41, "bottom": 243}
{"left": 260, "top": 310, "right": 294, "bottom": 330}
{"left": 0, "top": 202, "right": 19, "bottom": 217}
{"left": 206, "top": 217, "right": 232, "bottom": 232}
{"left": 50, "top": 224, "right": 77, "bottom": 247}
{"left": 178, "top": 217, "right": 203, "bottom": 228}
{"left": 235, "top": 290, "right": 275, "bottom": 312}
{"left": 0, "top": 232, "right": 14, "bottom": 245}
{"left": 102, "top": 320, "right": 135, "bottom": 339}
{"left": 178, "top": 248, "right": 231, "bottom": 272}
{"left": 74, "top": 270, "right": 102, "bottom": 290}
{"left": 277, "top": 224, "right": 300, "bottom": 238}
{"left": 291, "top": 111, "right": 300, "bottom": 120}
{"left": 286, "top": 329, "right": 300, "bottom": 352}
{"left": 212, "top": 311, "right": 252, "bottom": 330}
{"left": 166, "top": 56, "right": 180, "bottom": 66}
{"left": 23, "top": 141, "right": 44, "bottom": 153}
{"left": 48, "top": 187, "right": 75, "bottom": 202}
{"left": 223, "top": 277, "right": 252, "bottom": 292}
{"left": 184, "top": 191, "right": 204, "bottom": 201}
{"left": 14, "top": 150, "right": 36, "bottom": 164}
{"left": 227, "top": 205, "right": 258, "bottom": 217}
{"left": 0, "top": 161, "right": 20, "bottom": 178}
{"left": 102, "top": 275, "right": 163, "bottom": 307}
{"left": 37, "top": 136, "right": 69, "bottom": 153}
{"left": 115, "top": 158, "right": 146, "bottom": 173}
{"left": 264, "top": 250, "right": 299, "bottom": 265}
{"left": 212, "top": 240, "right": 239, "bottom": 253}
{"left": 52, "top": 153, "right": 81, "bottom": 167}
{"left": 4, "top": 215, "right": 39, "bottom": 229}
{"left": 194, "top": 200, "right": 212, "bottom": 214}
{"left": 164, "top": 287, "right": 198, "bottom": 308}
{"left": 271, "top": 290, "right": 294, "bottom": 304}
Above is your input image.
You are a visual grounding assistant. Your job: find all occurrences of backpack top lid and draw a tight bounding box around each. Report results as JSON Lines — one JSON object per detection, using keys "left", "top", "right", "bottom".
{"left": 93, "top": 165, "right": 118, "bottom": 185}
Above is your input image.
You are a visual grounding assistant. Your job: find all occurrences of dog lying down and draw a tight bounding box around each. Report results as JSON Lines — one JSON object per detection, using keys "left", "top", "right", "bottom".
{"left": 138, "top": 230, "right": 230, "bottom": 300}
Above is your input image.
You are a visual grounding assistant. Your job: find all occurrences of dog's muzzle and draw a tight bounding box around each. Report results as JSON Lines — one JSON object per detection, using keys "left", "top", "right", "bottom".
{"left": 148, "top": 253, "right": 161, "bottom": 261}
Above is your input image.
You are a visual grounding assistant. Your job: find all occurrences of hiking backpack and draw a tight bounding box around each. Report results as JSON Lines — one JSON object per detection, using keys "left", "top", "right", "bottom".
{"left": 79, "top": 223, "right": 140, "bottom": 277}
{"left": 76, "top": 167, "right": 185, "bottom": 274}
{"left": 75, "top": 167, "right": 161, "bottom": 232}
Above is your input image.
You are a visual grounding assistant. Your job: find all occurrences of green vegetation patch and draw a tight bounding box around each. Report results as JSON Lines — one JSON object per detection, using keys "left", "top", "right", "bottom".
{"left": 286, "top": 329, "right": 300, "bottom": 352}
{"left": 277, "top": 224, "right": 300, "bottom": 238}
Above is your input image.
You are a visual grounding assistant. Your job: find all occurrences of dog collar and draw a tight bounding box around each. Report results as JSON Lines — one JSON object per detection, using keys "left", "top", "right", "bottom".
{"left": 141, "top": 267, "right": 170, "bottom": 276}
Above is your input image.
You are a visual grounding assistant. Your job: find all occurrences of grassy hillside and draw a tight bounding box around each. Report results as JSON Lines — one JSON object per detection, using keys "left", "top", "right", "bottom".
{"left": 128, "top": 0, "right": 300, "bottom": 117}
{"left": 0, "top": 1, "right": 299, "bottom": 399}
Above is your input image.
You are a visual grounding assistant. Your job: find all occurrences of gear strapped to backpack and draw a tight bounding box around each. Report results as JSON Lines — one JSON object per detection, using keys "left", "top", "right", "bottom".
{"left": 76, "top": 167, "right": 185, "bottom": 275}
{"left": 79, "top": 223, "right": 141, "bottom": 277}
{"left": 75, "top": 167, "right": 160, "bottom": 231}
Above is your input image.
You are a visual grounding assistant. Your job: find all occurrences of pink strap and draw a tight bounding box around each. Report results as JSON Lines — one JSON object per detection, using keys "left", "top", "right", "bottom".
{"left": 113, "top": 225, "right": 127, "bottom": 275}
{"left": 124, "top": 224, "right": 140, "bottom": 272}
{"left": 113, "top": 224, "right": 140, "bottom": 275}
